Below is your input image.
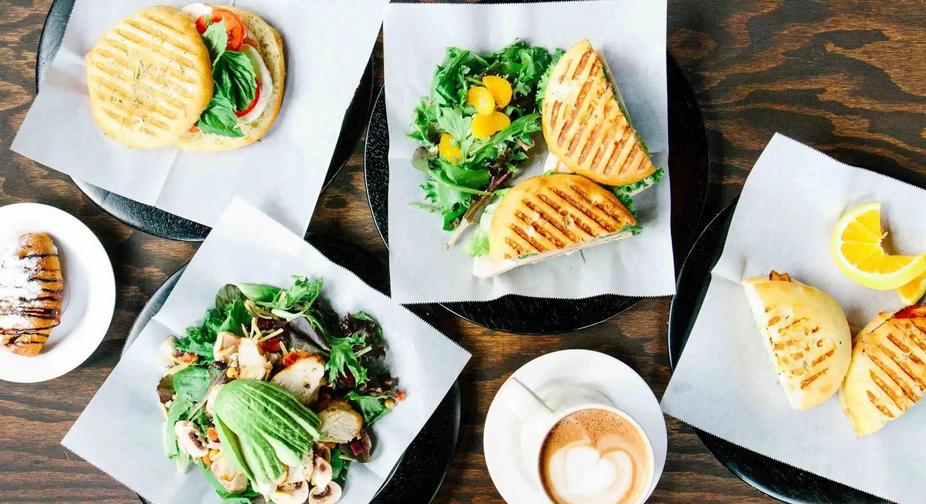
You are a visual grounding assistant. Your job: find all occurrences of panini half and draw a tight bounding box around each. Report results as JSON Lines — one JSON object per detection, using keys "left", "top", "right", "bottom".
{"left": 840, "top": 305, "right": 926, "bottom": 437}
{"left": 472, "top": 174, "right": 637, "bottom": 277}
{"left": 743, "top": 271, "right": 851, "bottom": 410}
{"left": 1, "top": 233, "right": 64, "bottom": 357}
{"left": 541, "top": 40, "right": 657, "bottom": 187}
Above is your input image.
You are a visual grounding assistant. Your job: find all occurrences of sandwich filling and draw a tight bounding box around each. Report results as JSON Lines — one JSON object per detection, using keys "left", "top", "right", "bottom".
{"left": 182, "top": 4, "right": 274, "bottom": 137}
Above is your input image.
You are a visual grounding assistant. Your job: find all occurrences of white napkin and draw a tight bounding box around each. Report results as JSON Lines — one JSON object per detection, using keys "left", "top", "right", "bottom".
{"left": 384, "top": 0, "right": 674, "bottom": 303}
{"left": 11, "top": 0, "right": 386, "bottom": 233}
{"left": 661, "top": 133, "right": 926, "bottom": 504}
{"left": 61, "top": 198, "right": 471, "bottom": 504}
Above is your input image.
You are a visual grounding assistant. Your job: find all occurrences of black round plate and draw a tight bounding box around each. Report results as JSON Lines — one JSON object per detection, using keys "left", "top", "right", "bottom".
{"left": 667, "top": 200, "right": 886, "bottom": 504}
{"left": 37, "top": 0, "right": 375, "bottom": 241}
{"left": 124, "top": 235, "right": 462, "bottom": 504}
{"left": 364, "top": 54, "right": 710, "bottom": 334}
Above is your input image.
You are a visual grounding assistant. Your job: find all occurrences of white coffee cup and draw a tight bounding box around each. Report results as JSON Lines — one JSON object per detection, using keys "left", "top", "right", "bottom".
{"left": 501, "top": 377, "right": 655, "bottom": 504}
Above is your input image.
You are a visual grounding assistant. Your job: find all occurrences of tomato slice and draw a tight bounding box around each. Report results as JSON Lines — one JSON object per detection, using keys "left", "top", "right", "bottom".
{"left": 236, "top": 79, "right": 261, "bottom": 117}
{"left": 195, "top": 8, "right": 246, "bottom": 51}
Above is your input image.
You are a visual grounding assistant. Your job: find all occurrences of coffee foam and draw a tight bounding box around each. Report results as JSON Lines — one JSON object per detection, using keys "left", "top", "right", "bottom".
{"left": 540, "top": 409, "right": 651, "bottom": 504}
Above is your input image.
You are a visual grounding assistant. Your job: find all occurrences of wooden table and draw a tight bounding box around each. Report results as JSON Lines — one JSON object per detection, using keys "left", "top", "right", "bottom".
{"left": 1, "top": 1, "right": 923, "bottom": 502}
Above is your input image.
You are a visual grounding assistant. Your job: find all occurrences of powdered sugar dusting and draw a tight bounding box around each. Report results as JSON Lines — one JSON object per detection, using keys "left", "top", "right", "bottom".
{"left": 0, "top": 240, "right": 43, "bottom": 301}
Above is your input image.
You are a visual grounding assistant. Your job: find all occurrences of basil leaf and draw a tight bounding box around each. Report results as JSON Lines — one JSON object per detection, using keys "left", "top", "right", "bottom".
{"left": 196, "top": 94, "right": 243, "bottom": 137}
{"left": 214, "top": 51, "right": 257, "bottom": 112}
{"left": 202, "top": 20, "right": 227, "bottom": 61}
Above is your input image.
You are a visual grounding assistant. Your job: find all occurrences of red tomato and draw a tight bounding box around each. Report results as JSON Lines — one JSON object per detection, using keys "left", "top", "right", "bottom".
{"left": 282, "top": 350, "right": 311, "bottom": 368}
{"left": 236, "top": 79, "right": 261, "bottom": 117}
{"left": 195, "top": 8, "right": 246, "bottom": 51}
{"left": 258, "top": 336, "right": 284, "bottom": 353}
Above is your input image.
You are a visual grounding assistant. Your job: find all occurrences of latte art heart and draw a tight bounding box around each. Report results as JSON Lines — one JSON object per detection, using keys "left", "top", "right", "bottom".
{"left": 552, "top": 444, "right": 634, "bottom": 500}
{"left": 539, "top": 409, "right": 652, "bottom": 504}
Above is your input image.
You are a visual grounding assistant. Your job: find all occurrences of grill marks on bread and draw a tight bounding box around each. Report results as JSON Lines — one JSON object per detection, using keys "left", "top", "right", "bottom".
{"left": 1, "top": 233, "right": 64, "bottom": 357}
{"left": 841, "top": 313, "right": 926, "bottom": 436}
{"left": 541, "top": 40, "right": 656, "bottom": 186}
{"left": 489, "top": 175, "right": 635, "bottom": 262}
{"left": 86, "top": 6, "right": 213, "bottom": 148}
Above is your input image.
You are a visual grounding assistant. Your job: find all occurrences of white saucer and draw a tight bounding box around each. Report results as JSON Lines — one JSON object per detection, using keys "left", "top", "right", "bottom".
{"left": 484, "top": 349, "right": 667, "bottom": 503}
{"left": 0, "top": 203, "right": 115, "bottom": 383}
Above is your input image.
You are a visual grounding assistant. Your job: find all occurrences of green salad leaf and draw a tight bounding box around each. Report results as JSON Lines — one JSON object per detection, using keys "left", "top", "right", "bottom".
{"left": 613, "top": 167, "right": 665, "bottom": 220}
{"left": 409, "top": 40, "right": 560, "bottom": 231}
{"left": 346, "top": 391, "right": 392, "bottom": 426}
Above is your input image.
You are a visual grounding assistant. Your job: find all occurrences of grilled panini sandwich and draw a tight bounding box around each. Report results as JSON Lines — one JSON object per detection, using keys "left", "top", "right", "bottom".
{"left": 86, "top": 5, "right": 284, "bottom": 151}
{"left": 1, "top": 233, "right": 64, "bottom": 357}
{"left": 743, "top": 271, "right": 851, "bottom": 410}
{"left": 541, "top": 40, "right": 657, "bottom": 187}
{"left": 840, "top": 305, "right": 926, "bottom": 437}
{"left": 472, "top": 174, "right": 637, "bottom": 277}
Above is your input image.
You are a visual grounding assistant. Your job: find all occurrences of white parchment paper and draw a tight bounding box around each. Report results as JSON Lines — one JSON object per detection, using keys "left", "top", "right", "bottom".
{"left": 61, "top": 198, "right": 471, "bottom": 504}
{"left": 11, "top": 0, "right": 386, "bottom": 233}
{"left": 661, "top": 134, "right": 926, "bottom": 504}
{"left": 384, "top": 0, "right": 673, "bottom": 303}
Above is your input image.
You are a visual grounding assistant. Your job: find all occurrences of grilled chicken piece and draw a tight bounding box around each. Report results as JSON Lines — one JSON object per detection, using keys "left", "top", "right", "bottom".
{"left": 1, "top": 233, "right": 64, "bottom": 356}
{"left": 318, "top": 400, "right": 363, "bottom": 443}
{"left": 272, "top": 354, "right": 327, "bottom": 405}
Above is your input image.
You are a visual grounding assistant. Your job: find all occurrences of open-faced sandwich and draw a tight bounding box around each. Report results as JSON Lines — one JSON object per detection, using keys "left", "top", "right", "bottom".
{"left": 157, "top": 277, "right": 402, "bottom": 503}
{"left": 0, "top": 233, "right": 64, "bottom": 357}
{"left": 743, "top": 271, "right": 852, "bottom": 411}
{"left": 86, "top": 4, "right": 284, "bottom": 151}
{"left": 840, "top": 305, "right": 926, "bottom": 437}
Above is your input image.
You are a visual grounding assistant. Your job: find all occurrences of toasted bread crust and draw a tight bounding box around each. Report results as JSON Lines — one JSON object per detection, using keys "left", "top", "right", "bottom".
{"left": 743, "top": 274, "right": 852, "bottom": 410}
{"left": 174, "top": 6, "right": 285, "bottom": 152}
{"left": 542, "top": 40, "right": 656, "bottom": 186}
{"left": 86, "top": 6, "right": 213, "bottom": 149}
{"left": 488, "top": 174, "right": 636, "bottom": 262}
{"left": 840, "top": 310, "right": 926, "bottom": 436}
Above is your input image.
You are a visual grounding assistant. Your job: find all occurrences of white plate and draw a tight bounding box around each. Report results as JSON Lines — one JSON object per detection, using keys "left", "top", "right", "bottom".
{"left": 484, "top": 349, "right": 668, "bottom": 503}
{"left": 0, "top": 203, "right": 115, "bottom": 383}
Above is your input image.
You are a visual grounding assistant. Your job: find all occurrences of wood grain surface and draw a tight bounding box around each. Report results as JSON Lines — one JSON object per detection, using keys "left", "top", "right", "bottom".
{"left": 1, "top": 1, "right": 924, "bottom": 503}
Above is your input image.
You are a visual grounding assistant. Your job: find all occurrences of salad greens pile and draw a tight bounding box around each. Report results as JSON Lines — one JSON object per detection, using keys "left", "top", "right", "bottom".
{"left": 409, "top": 41, "right": 562, "bottom": 231}
{"left": 158, "top": 276, "right": 400, "bottom": 503}
{"left": 196, "top": 20, "right": 257, "bottom": 138}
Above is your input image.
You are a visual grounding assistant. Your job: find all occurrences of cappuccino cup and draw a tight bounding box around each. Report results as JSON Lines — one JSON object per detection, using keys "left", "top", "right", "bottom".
{"left": 501, "top": 378, "right": 655, "bottom": 504}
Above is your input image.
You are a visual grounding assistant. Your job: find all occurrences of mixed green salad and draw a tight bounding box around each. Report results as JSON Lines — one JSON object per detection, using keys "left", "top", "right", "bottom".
{"left": 409, "top": 40, "right": 563, "bottom": 236}
{"left": 157, "top": 277, "right": 402, "bottom": 504}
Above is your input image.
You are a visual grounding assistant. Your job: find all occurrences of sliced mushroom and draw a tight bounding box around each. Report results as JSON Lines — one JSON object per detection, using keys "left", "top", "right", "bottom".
{"left": 158, "top": 337, "right": 178, "bottom": 368}
{"left": 308, "top": 482, "right": 342, "bottom": 504}
{"left": 213, "top": 331, "right": 241, "bottom": 362}
{"left": 271, "top": 354, "right": 327, "bottom": 405}
{"left": 210, "top": 453, "right": 248, "bottom": 493}
{"left": 310, "top": 456, "right": 332, "bottom": 488}
{"left": 238, "top": 338, "right": 271, "bottom": 380}
{"left": 318, "top": 400, "right": 363, "bottom": 444}
{"left": 268, "top": 481, "right": 309, "bottom": 504}
{"left": 312, "top": 443, "right": 331, "bottom": 463}
{"left": 174, "top": 421, "right": 208, "bottom": 458}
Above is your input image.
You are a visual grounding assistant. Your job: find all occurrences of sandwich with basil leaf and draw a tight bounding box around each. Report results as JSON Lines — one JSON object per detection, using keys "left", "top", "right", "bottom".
{"left": 85, "top": 4, "right": 284, "bottom": 151}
